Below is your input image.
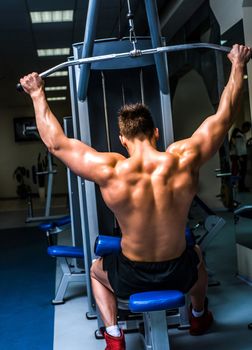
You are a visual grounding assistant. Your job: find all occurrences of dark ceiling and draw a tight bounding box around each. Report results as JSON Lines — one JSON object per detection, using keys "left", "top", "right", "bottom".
{"left": 0, "top": 0, "right": 209, "bottom": 117}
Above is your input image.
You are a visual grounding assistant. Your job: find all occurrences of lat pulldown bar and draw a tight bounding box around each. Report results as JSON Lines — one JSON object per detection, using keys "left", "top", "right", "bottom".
{"left": 16, "top": 42, "right": 241, "bottom": 92}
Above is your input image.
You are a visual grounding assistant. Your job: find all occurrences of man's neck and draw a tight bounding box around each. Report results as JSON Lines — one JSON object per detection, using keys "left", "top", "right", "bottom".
{"left": 127, "top": 138, "right": 156, "bottom": 157}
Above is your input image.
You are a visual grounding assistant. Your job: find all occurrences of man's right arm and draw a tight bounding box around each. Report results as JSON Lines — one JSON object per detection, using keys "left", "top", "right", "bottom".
{"left": 20, "top": 73, "right": 123, "bottom": 185}
{"left": 168, "top": 45, "right": 251, "bottom": 167}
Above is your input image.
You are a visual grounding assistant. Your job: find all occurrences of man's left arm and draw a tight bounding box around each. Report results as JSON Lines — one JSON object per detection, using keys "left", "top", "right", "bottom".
{"left": 174, "top": 45, "right": 251, "bottom": 167}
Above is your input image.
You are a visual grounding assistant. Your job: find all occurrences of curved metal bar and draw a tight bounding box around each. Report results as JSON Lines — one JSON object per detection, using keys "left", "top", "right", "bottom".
{"left": 41, "top": 43, "right": 232, "bottom": 79}
{"left": 234, "top": 205, "right": 252, "bottom": 217}
{"left": 17, "top": 42, "right": 235, "bottom": 91}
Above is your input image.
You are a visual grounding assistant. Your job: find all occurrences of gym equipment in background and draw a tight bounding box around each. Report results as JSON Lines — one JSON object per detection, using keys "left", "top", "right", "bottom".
{"left": 23, "top": 125, "right": 67, "bottom": 223}
{"left": 189, "top": 196, "right": 226, "bottom": 286}
{"left": 39, "top": 216, "right": 86, "bottom": 305}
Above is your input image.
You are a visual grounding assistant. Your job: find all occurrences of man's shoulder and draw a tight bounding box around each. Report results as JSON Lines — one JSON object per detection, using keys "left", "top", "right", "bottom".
{"left": 166, "top": 139, "right": 201, "bottom": 171}
{"left": 166, "top": 138, "right": 198, "bottom": 157}
{"left": 103, "top": 152, "right": 126, "bottom": 166}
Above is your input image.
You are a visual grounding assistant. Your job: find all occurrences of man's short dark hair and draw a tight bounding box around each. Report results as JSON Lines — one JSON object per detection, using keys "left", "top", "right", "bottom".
{"left": 118, "top": 103, "right": 155, "bottom": 140}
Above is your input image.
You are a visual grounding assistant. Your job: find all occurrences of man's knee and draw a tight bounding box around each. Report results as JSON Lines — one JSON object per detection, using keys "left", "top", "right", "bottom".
{"left": 192, "top": 245, "right": 208, "bottom": 285}
{"left": 193, "top": 245, "right": 205, "bottom": 269}
{"left": 90, "top": 258, "right": 103, "bottom": 280}
{"left": 90, "top": 258, "right": 114, "bottom": 292}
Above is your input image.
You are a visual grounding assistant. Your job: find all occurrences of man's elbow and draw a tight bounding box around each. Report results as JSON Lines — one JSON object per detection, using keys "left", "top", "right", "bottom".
{"left": 47, "top": 143, "right": 61, "bottom": 156}
{"left": 46, "top": 134, "right": 65, "bottom": 155}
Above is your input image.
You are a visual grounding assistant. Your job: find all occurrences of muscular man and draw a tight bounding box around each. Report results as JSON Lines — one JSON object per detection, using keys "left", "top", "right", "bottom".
{"left": 20, "top": 44, "right": 251, "bottom": 350}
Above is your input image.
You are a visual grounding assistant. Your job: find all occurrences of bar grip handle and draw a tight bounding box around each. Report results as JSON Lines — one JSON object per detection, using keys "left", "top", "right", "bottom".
{"left": 16, "top": 83, "right": 24, "bottom": 92}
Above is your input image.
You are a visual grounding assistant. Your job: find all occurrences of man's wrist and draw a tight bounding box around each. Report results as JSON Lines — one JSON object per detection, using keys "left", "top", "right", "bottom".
{"left": 232, "top": 60, "right": 245, "bottom": 68}
{"left": 30, "top": 87, "right": 45, "bottom": 100}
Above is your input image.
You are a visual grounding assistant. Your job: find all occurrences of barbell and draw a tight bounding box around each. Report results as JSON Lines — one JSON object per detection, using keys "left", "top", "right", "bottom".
{"left": 16, "top": 42, "right": 248, "bottom": 92}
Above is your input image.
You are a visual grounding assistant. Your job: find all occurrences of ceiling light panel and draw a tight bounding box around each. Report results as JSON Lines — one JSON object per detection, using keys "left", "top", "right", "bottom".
{"left": 37, "top": 48, "right": 70, "bottom": 56}
{"left": 48, "top": 71, "right": 68, "bottom": 77}
{"left": 30, "top": 10, "right": 74, "bottom": 24}
{"left": 45, "top": 86, "right": 67, "bottom": 91}
{"left": 47, "top": 96, "right": 66, "bottom": 101}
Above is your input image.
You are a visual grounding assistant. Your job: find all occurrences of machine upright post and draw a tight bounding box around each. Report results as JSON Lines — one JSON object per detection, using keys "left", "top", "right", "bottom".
{"left": 78, "top": 0, "right": 101, "bottom": 102}
{"left": 144, "top": 0, "right": 174, "bottom": 147}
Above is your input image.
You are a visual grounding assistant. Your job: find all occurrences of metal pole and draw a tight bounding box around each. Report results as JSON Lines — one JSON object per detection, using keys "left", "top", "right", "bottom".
{"left": 144, "top": 0, "right": 169, "bottom": 94}
{"left": 121, "top": 84, "right": 126, "bottom": 105}
{"left": 101, "top": 71, "right": 121, "bottom": 235}
{"left": 45, "top": 152, "right": 53, "bottom": 216}
{"left": 78, "top": 0, "right": 101, "bottom": 102}
{"left": 139, "top": 68, "right": 145, "bottom": 104}
{"left": 101, "top": 71, "right": 112, "bottom": 152}
{"left": 69, "top": 60, "right": 97, "bottom": 316}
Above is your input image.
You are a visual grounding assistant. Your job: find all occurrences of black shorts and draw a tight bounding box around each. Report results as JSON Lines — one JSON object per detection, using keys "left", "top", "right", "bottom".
{"left": 103, "top": 246, "right": 199, "bottom": 299}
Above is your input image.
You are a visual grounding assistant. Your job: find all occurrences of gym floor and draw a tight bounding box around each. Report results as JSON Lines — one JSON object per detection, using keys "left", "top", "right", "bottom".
{"left": 1, "top": 194, "right": 252, "bottom": 349}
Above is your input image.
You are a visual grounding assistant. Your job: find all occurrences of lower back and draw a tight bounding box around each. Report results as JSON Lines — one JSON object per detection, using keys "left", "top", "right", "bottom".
{"left": 119, "top": 213, "right": 188, "bottom": 262}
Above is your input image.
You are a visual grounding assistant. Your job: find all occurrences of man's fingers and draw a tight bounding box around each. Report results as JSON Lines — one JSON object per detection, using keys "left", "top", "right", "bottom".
{"left": 17, "top": 73, "right": 41, "bottom": 93}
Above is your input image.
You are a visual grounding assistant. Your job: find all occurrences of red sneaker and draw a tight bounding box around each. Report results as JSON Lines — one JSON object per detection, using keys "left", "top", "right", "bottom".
{"left": 189, "top": 309, "right": 213, "bottom": 336}
{"left": 103, "top": 330, "right": 126, "bottom": 350}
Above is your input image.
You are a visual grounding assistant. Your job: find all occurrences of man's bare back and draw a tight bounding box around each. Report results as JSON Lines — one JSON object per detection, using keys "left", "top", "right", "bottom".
{"left": 100, "top": 139, "right": 199, "bottom": 262}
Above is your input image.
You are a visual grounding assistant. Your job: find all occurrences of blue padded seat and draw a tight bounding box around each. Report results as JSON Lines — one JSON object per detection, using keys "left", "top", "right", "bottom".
{"left": 54, "top": 215, "right": 71, "bottom": 226}
{"left": 95, "top": 230, "right": 193, "bottom": 256}
{"left": 128, "top": 290, "right": 187, "bottom": 350}
{"left": 39, "top": 222, "right": 54, "bottom": 232}
{"left": 47, "top": 245, "right": 84, "bottom": 258}
{"left": 39, "top": 215, "right": 71, "bottom": 232}
{"left": 129, "top": 290, "right": 185, "bottom": 313}
{"left": 94, "top": 235, "right": 122, "bottom": 256}
{"left": 185, "top": 227, "right": 195, "bottom": 247}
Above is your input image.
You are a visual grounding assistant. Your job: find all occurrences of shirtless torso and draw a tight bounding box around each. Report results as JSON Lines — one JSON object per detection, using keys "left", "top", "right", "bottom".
{"left": 100, "top": 141, "right": 198, "bottom": 262}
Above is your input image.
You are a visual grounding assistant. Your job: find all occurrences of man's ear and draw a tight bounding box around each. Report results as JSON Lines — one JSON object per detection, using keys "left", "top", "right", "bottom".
{"left": 119, "top": 135, "right": 126, "bottom": 148}
{"left": 154, "top": 128, "right": 159, "bottom": 140}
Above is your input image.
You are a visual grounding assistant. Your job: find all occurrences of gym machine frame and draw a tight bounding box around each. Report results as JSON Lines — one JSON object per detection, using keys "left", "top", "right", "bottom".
{"left": 67, "top": 0, "right": 175, "bottom": 319}
{"left": 64, "top": 0, "right": 236, "bottom": 331}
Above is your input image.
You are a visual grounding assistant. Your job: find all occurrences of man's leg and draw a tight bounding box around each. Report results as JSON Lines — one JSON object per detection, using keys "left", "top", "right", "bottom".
{"left": 189, "top": 245, "right": 208, "bottom": 311}
{"left": 90, "top": 258, "right": 125, "bottom": 349}
{"left": 90, "top": 258, "right": 118, "bottom": 327}
{"left": 188, "top": 245, "right": 213, "bottom": 335}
